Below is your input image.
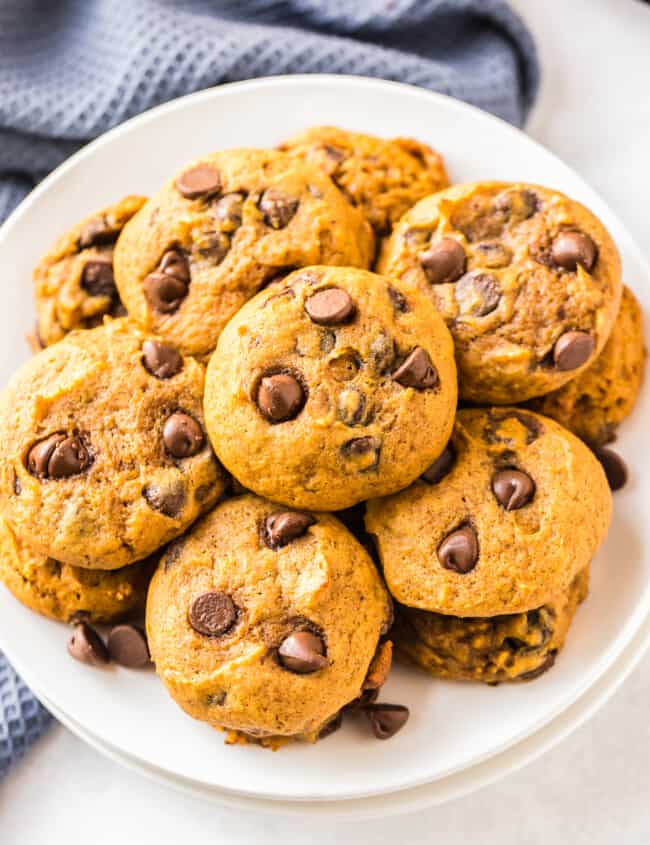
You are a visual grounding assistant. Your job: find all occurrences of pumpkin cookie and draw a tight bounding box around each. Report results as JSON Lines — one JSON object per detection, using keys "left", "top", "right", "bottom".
{"left": 33, "top": 195, "right": 146, "bottom": 347}
{"left": 366, "top": 408, "right": 611, "bottom": 617}
{"left": 278, "top": 126, "right": 449, "bottom": 236}
{"left": 527, "top": 285, "right": 646, "bottom": 445}
{"left": 114, "top": 149, "right": 374, "bottom": 359}
{"left": 204, "top": 266, "right": 457, "bottom": 510}
{"left": 0, "top": 319, "right": 226, "bottom": 570}
{"left": 377, "top": 182, "right": 622, "bottom": 403}
{"left": 146, "top": 494, "right": 392, "bottom": 743}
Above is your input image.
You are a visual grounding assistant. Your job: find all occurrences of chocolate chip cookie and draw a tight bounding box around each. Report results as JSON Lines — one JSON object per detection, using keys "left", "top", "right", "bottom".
{"left": 278, "top": 126, "right": 449, "bottom": 236}
{"left": 527, "top": 285, "right": 646, "bottom": 446}
{"left": 394, "top": 567, "right": 589, "bottom": 684}
{"left": 365, "top": 407, "right": 611, "bottom": 616}
{"left": 33, "top": 195, "right": 146, "bottom": 348}
{"left": 0, "top": 319, "right": 226, "bottom": 570}
{"left": 113, "top": 149, "right": 374, "bottom": 359}
{"left": 0, "top": 515, "right": 155, "bottom": 624}
{"left": 204, "top": 266, "right": 457, "bottom": 511}
{"left": 146, "top": 494, "right": 392, "bottom": 743}
{"left": 377, "top": 182, "right": 622, "bottom": 403}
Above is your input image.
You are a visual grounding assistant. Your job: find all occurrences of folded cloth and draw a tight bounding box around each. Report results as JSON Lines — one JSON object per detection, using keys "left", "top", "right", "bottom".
{"left": 0, "top": 0, "right": 538, "bottom": 777}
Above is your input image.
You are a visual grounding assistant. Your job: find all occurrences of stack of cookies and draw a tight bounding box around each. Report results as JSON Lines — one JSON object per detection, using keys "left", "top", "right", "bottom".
{"left": 0, "top": 125, "right": 645, "bottom": 747}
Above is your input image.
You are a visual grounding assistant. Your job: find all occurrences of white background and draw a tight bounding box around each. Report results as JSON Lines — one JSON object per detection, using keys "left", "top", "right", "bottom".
{"left": 3, "top": 0, "right": 650, "bottom": 840}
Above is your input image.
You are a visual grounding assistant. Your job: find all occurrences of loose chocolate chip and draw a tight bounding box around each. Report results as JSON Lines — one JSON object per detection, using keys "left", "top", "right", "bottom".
{"left": 142, "top": 481, "right": 186, "bottom": 518}
{"left": 81, "top": 260, "right": 116, "bottom": 298}
{"left": 78, "top": 217, "right": 119, "bottom": 250}
{"left": 550, "top": 231, "right": 597, "bottom": 271}
{"left": 212, "top": 192, "right": 244, "bottom": 231}
{"left": 142, "top": 339, "right": 183, "bottom": 379}
{"left": 418, "top": 237, "right": 466, "bottom": 284}
{"left": 421, "top": 444, "right": 456, "bottom": 484}
{"left": 259, "top": 189, "right": 299, "bottom": 229}
{"left": 143, "top": 249, "right": 190, "bottom": 314}
{"left": 455, "top": 271, "right": 501, "bottom": 317}
{"left": 553, "top": 331, "right": 595, "bottom": 371}
{"left": 27, "top": 433, "right": 66, "bottom": 478}
{"left": 392, "top": 347, "right": 438, "bottom": 389}
{"left": 305, "top": 288, "right": 355, "bottom": 325}
{"left": 175, "top": 164, "right": 221, "bottom": 199}
{"left": 263, "top": 510, "right": 316, "bottom": 549}
{"left": 256, "top": 373, "right": 305, "bottom": 423}
{"left": 387, "top": 285, "right": 409, "bottom": 313}
{"left": 48, "top": 436, "right": 91, "bottom": 478}
{"left": 438, "top": 525, "right": 479, "bottom": 573}
{"left": 475, "top": 241, "right": 512, "bottom": 269}
{"left": 518, "top": 650, "right": 557, "bottom": 681}
{"left": 341, "top": 436, "right": 381, "bottom": 472}
{"left": 189, "top": 591, "right": 237, "bottom": 637}
{"left": 163, "top": 413, "right": 204, "bottom": 458}
{"left": 492, "top": 469, "right": 535, "bottom": 510}
{"left": 67, "top": 622, "right": 110, "bottom": 667}
{"left": 364, "top": 704, "right": 409, "bottom": 739}
{"left": 594, "top": 447, "right": 628, "bottom": 491}
{"left": 318, "top": 712, "right": 343, "bottom": 739}
{"left": 278, "top": 631, "right": 327, "bottom": 674}
{"left": 107, "top": 624, "right": 150, "bottom": 667}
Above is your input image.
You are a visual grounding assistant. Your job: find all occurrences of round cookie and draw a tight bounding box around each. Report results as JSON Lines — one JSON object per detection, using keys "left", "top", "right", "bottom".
{"left": 146, "top": 494, "right": 392, "bottom": 742}
{"left": 0, "top": 516, "right": 155, "bottom": 624}
{"left": 278, "top": 126, "right": 449, "bottom": 236}
{"left": 114, "top": 149, "right": 374, "bottom": 359}
{"left": 365, "top": 407, "right": 611, "bottom": 616}
{"left": 527, "top": 285, "right": 646, "bottom": 446}
{"left": 204, "top": 266, "right": 457, "bottom": 511}
{"left": 33, "top": 195, "right": 146, "bottom": 347}
{"left": 0, "top": 319, "right": 226, "bottom": 570}
{"left": 394, "top": 567, "right": 588, "bottom": 684}
{"left": 377, "top": 182, "right": 622, "bottom": 403}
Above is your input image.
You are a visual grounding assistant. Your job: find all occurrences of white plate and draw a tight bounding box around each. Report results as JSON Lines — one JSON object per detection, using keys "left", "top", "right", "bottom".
{"left": 0, "top": 75, "right": 649, "bottom": 803}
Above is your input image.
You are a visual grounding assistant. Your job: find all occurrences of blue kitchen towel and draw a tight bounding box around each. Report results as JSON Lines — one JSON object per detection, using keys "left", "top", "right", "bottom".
{"left": 0, "top": 0, "right": 538, "bottom": 777}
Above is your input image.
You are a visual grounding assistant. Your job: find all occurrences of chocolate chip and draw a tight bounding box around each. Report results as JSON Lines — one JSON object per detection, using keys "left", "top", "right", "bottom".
{"left": 142, "top": 481, "right": 186, "bottom": 517}
{"left": 492, "top": 469, "right": 535, "bottom": 510}
{"left": 163, "top": 413, "right": 204, "bottom": 458}
{"left": 175, "top": 164, "right": 221, "bottom": 199}
{"left": 78, "top": 217, "right": 119, "bottom": 250}
{"left": 594, "top": 447, "right": 628, "bottom": 491}
{"left": 421, "top": 444, "right": 456, "bottom": 484}
{"left": 550, "top": 231, "right": 597, "bottom": 272}
{"left": 26, "top": 433, "right": 66, "bottom": 478}
{"left": 81, "top": 260, "right": 116, "bottom": 297}
{"left": 143, "top": 249, "right": 190, "bottom": 314}
{"left": 392, "top": 347, "right": 438, "bottom": 389}
{"left": 320, "top": 331, "right": 336, "bottom": 354}
{"left": 418, "top": 238, "right": 466, "bottom": 284}
{"left": 28, "top": 433, "right": 90, "bottom": 479}
{"left": 518, "top": 650, "right": 557, "bottom": 681}
{"left": 455, "top": 271, "right": 501, "bottom": 317}
{"left": 189, "top": 591, "right": 237, "bottom": 637}
{"left": 387, "top": 285, "right": 409, "bottom": 313}
{"left": 278, "top": 631, "right": 327, "bottom": 674}
{"left": 318, "top": 712, "right": 343, "bottom": 739}
{"left": 107, "top": 624, "right": 150, "bottom": 667}
{"left": 212, "top": 192, "right": 244, "bottom": 231}
{"left": 194, "top": 230, "right": 231, "bottom": 263}
{"left": 259, "top": 189, "right": 299, "bottom": 229}
{"left": 553, "top": 331, "right": 595, "bottom": 371}
{"left": 368, "top": 332, "right": 395, "bottom": 374}
{"left": 364, "top": 704, "right": 409, "bottom": 739}
{"left": 337, "top": 387, "right": 369, "bottom": 426}
{"left": 344, "top": 687, "right": 379, "bottom": 712}
{"left": 305, "top": 288, "right": 355, "bottom": 325}
{"left": 475, "top": 241, "right": 512, "bottom": 268}
{"left": 494, "top": 188, "right": 538, "bottom": 223}
{"left": 142, "top": 339, "right": 183, "bottom": 379}
{"left": 256, "top": 373, "right": 305, "bottom": 422}
{"left": 341, "top": 436, "right": 381, "bottom": 472}
{"left": 263, "top": 510, "right": 316, "bottom": 549}
{"left": 438, "top": 525, "right": 478, "bottom": 573}
{"left": 67, "top": 622, "right": 109, "bottom": 667}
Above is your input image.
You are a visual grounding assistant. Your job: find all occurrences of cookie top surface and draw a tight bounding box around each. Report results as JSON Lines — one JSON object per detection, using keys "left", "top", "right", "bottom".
{"left": 365, "top": 407, "right": 611, "bottom": 616}
{"left": 146, "top": 494, "right": 391, "bottom": 740}
{"left": 114, "top": 148, "right": 374, "bottom": 359}
{"left": 0, "top": 319, "right": 226, "bottom": 569}
{"left": 204, "top": 266, "right": 458, "bottom": 510}
{"left": 527, "top": 285, "right": 646, "bottom": 446}
{"left": 377, "top": 182, "right": 622, "bottom": 403}
{"left": 33, "top": 195, "right": 146, "bottom": 347}
{"left": 278, "top": 126, "right": 449, "bottom": 235}
{"left": 0, "top": 516, "right": 155, "bottom": 624}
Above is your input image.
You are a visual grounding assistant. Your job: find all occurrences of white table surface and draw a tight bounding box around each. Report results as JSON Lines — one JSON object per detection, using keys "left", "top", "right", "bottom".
{"left": 3, "top": 0, "right": 650, "bottom": 840}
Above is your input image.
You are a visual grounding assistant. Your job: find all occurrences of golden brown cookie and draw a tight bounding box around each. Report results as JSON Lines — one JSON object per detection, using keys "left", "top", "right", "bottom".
{"left": 204, "top": 266, "right": 457, "bottom": 511}
{"left": 114, "top": 149, "right": 374, "bottom": 359}
{"left": 146, "top": 494, "right": 392, "bottom": 743}
{"left": 33, "top": 195, "right": 146, "bottom": 347}
{"left": 0, "top": 516, "right": 155, "bottom": 624}
{"left": 0, "top": 319, "right": 226, "bottom": 570}
{"left": 278, "top": 126, "right": 449, "bottom": 236}
{"left": 365, "top": 407, "right": 611, "bottom": 616}
{"left": 377, "top": 182, "right": 622, "bottom": 403}
{"left": 527, "top": 285, "right": 646, "bottom": 445}
{"left": 394, "top": 567, "right": 589, "bottom": 684}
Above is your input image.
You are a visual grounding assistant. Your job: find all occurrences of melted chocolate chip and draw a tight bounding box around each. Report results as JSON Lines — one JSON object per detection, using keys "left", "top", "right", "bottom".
{"left": 81, "top": 260, "right": 116, "bottom": 297}
{"left": 27, "top": 434, "right": 90, "bottom": 479}
{"left": 163, "top": 413, "right": 204, "bottom": 458}
{"left": 475, "top": 241, "right": 512, "bottom": 269}
{"left": 387, "top": 285, "right": 410, "bottom": 313}
{"left": 392, "top": 347, "right": 438, "bottom": 389}
{"left": 212, "top": 192, "right": 244, "bottom": 231}
{"left": 78, "top": 217, "right": 120, "bottom": 250}
{"left": 518, "top": 650, "right": 557, "bottom": 681}
{"left": 438, "top": 525, "right": 478, "bottom": 573}
{"left": 263, "top": 511, "right": 316, "bottom": 549}
{"left": 553, "top": 331, "right": 595, "bottom": 370}
{"left": 189, "top": 592, "right": 237, "bottom": 637}
{"left": 421, "top": 444, "right": 456, "bottom": 484}
{"left": 278, "top": 630, "right": 327, "bottom": 674}
{"left": 142, "top": 481, "right": 186, "bottom": 517}
{"left": 256, "top": 373, "right": 305, "bottom": 422}
{"left": 341, "top": 436, "right": 381, "bottom": 472}
{"left": 141, "top": 339, "right": 183, "bottom": 379}
{"left": 455, "top": 271, "right": 501, "bottom": 317}
{"left": 418, "top": 237, "right": 466, "bottom": 285}
{"left": 337, "top": 387, "right": 369, "bottom": 426}
{"left": 143, "top": 249, "right": 190, "bottom": 313}
{"left": 259, "top": 189, "right": 299, "bottom": 229}
{"left": 492, "top": 469, "right": 535, "bottom": 510}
